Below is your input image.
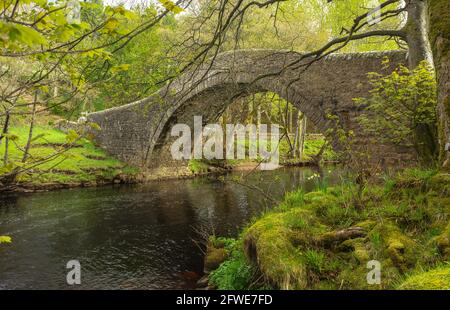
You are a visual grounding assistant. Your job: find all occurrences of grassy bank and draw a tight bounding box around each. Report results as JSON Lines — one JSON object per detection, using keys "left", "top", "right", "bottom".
{"left": 207, "top": 169, "right": 450, "bottom": 290}
{"left": 0, "top": 126, "right": 138, "bottom": 189}
{"left": 188, "top": 136, "right": 337, "bottom": 173}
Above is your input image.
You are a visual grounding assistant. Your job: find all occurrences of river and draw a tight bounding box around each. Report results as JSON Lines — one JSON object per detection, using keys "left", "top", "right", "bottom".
{"left": 0, "top": 166, "right": 342, "bottom": 289}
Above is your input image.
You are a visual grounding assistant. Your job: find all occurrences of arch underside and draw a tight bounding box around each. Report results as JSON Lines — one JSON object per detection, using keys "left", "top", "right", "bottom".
{"left": 87, "top": 49, "right": 412, "bottom": 169}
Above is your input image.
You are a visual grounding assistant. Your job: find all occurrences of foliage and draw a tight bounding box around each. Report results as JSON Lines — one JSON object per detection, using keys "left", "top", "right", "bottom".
{"left": 178, "top": 0, "right": 400, "bottom": 53}
{"left": 208, "top": 238, "right": 265, "bottom": 290}
{"left": 188, "top": 159, "right": 209, "bottom": 174}
{"left": 87, "top": 5, "right": 179, "bottom": 110}
{"left": 157, "top": 0, "right": 184, "bottom": 14}
{"left": 0, "top": 0, "right": 138, "bottom": 184}
{"left": 355, "top": 60, "right": 438, "bottom": 163}
{"left": 0, "top": 236, "right": 12, "bottom": 244}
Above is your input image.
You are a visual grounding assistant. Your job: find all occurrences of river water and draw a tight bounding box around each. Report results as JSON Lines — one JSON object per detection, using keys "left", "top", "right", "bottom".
{"left": 0, "top": 166, "right": 342, "bottom": 289}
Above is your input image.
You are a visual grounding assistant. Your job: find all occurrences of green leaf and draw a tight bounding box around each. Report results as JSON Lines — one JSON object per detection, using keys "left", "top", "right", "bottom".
{"left": 2, "top": 133, "right": 19, "bottom": 141}
{"left": 0, "top": 21, "right": 48, "bottom": 47}
{"left": 158, "top": 0, "right": 184, "bottom": 14}
{"left": 0, "top": 236, "right": 12, "bottom": 244}
{"left": 110, "top": 64, "right": 130, "bottom": 74}
{"left": 104, "top": 18, "right": 119, "bottom": 32}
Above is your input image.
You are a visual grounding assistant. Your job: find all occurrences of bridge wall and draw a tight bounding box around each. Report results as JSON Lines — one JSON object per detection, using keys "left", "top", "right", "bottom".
{"left": 87, "top": 49, "right": 413, "bottom": 169}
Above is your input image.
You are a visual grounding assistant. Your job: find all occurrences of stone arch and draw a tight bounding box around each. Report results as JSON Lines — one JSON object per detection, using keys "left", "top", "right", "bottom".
{"left": 87, "top": 49, "right": 407, "bottom": 169}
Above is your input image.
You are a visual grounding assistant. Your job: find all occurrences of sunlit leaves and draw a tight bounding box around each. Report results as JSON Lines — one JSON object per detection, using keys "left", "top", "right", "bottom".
{"left": 105, "top": 5, "right": 138, "bottom": 20}
{"left": 0, "top": 163, "right": 16, "bottom": 175}
{"left": 0, "top": 21, "right": 48, "bottom": 48}
{"left": 20, "top": 0, "right": 48, "bottom": 6}
{"left": 80, "top": 49, "right": 112, "bottom": 60}
{"left": 1, "top": 133, "right": 20, "bottom": 142}
{"left": 104, "top": 18, "right": 120, "bottom": 33}
{"left": 31, "top": 133, "right": 46, "bottom": 142}
{"left": 158, "top": 0, "right": 184, "bottom": 14}
{"left": 355, "top": 61, "right": 437, "bottom": 147}
{"left": 0, "top": 236, "right": 12, "bottom": 244}
{"left": 110, "top": 64, "right": 130, "bottom": 74}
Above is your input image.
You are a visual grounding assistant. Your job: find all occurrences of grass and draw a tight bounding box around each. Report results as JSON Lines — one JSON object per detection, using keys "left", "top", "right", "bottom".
{"left": 398, "top": 265, "right": 450, "bottom": 290}
{"left": 208, "top": 237, "right": 264, "bottom": 290}
{"left": 228, "top": 135, "right": 337, "bottom": 166}
{"left": 0, "top": 126, "right": 138, "bottom": 185}
{"left": 303, "top": 249, "right": 326, "bottom": 273}
{"left": 188, "top": 159, "right": 209, "bottom": 174}
{"left": 209, "top": 169, "right": 450, "bottom": 290}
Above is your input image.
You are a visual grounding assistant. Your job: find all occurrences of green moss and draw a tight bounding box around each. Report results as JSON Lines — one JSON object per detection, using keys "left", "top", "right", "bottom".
{"left": 204, "top": 242, "right": 229, "bottom": 273}
{"left": 434, "top": 221, "right": 450, "bottom": 260}
{"left": 369, "top": 222, "right": 418, "bottom": 272}
{"left": 303, "top": 191, "right": 339, "bottom": 213}
{"left": 356, "top": 220, "right": 377, "bottom": 231}
{"left": 211, "top": 168, "right": 449, "bottom": 290}
{"left": 0, "top": 126, "right": 137, "bottom": 186}
{"left": 428, "top": 0, "right": 450, "bottom": 56}
{"left": 398, "top": 265, "right": 450, "bottom": 290}
{"left": 187, "top": 159, "right": 209, "bottom": 173}
{"left": 339, "top": 238, "right": 370, "bottom": 264}
{"left": 243, "top": 210, "right": 315, "bottom": 289}
{"left": 430, "top": 173, "right": 450, "bottom": 194}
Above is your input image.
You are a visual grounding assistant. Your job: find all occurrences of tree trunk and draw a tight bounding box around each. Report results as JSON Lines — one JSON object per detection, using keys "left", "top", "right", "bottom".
{"left": 298, "top": 114, "right": 307, "bottom": 160}
{"left": 0, "top": 110, "right": 10, "bottom": 148}
{"left": 293, "top": 110, "right": 301, "bottom": 157}
{"left": 3, "top": 131, "right": 9, "bottom": 166}
{"left": 428, "top": 0, "right": 450, "bottom": 169}
{"left": 404, "top": 0, "right": 434, "bottom": 67}
{"left": 22, "top": 94, "right": 38, "bottom": 163}
{"left": 403, "top": 0, "right": 438, "bottom": 163}
{"left": 256, "top": 103, "right": 261, "bottom": 128}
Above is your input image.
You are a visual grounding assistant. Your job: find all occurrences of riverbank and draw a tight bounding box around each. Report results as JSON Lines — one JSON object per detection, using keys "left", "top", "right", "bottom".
{"left": 205, "top": 169, "right": 450, "bottom": 290}
{"left": 0, "top": 126, "right": 333, "bottom": 193}
{"left": 0, "top": 166, "right": 337, "bottom": 289}
{"left": 0, "top": 126, "right": 140, "bottom": 192}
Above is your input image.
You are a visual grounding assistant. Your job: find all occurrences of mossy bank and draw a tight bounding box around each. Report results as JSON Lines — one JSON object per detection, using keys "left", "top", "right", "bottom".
{"left": 0, "top": 125, "right": 335, "bottom": 192}
{"left": 0, "top": 126, "right": 140, "bottom": 192}
{"left": 207, "top": 169, "right": 450, "bottom": 290}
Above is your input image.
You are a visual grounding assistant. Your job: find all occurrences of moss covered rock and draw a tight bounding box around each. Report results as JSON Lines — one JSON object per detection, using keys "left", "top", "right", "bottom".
{"left": 339, "top": 238, "right": 370, "bottom": 264}
{"left": 204, "top": 242, "right": 228, "bottom": 273}
{"left": 372, "top": 222, "right": 418, "bottom": 272}
{"left": 211, "top": 169, "right": 449, "bottom": 290}
{"left": 243, "top": 210, "right": 309, "bottom": 289}
{"left": 398, "top": 266, "right": 450, "bottom": 290}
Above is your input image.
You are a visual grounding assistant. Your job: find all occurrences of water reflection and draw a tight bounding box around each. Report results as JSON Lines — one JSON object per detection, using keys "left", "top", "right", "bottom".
{"left": 0, "top": 166, "right": 341, "bottom": 289}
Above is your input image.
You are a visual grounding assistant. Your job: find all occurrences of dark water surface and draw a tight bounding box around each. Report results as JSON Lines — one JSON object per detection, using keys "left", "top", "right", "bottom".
{"left": 0, "top": 166, "right": 342, "bottom": 289}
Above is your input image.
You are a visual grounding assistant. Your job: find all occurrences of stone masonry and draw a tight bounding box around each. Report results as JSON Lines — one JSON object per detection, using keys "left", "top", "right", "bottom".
{"left": 87, "top": 49, "right": 410, "bottom": 169}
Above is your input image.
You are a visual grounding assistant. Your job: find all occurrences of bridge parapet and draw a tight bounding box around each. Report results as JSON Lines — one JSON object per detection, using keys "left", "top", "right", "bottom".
{"left": 87, "top": 49, "right": 411, "bottom": 169}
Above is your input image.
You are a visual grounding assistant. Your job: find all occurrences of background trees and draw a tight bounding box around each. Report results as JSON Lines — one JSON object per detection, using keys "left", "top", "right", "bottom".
{"left": 1, "top": 0, "right": 448, "bottom": 188}
{"left": 0, "top": 0, "right": 190, "bottom": 187}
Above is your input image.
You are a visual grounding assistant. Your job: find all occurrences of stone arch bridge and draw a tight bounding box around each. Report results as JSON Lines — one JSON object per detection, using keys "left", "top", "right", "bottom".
{"left": 86, "top": 49, "right": 409, "bottom": 169}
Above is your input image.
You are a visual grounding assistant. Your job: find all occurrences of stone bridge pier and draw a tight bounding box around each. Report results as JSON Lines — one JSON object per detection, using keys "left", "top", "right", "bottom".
{"left": 87, "top": 49, "right": 412, "bottom": 170}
